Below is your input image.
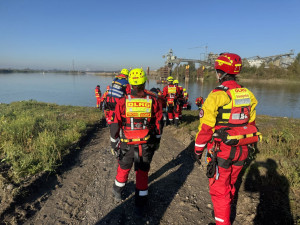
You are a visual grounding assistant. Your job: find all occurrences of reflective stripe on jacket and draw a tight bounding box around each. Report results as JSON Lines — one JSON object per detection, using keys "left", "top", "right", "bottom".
{"left": 108, "top": 77, "right": 130, "bottom": 98}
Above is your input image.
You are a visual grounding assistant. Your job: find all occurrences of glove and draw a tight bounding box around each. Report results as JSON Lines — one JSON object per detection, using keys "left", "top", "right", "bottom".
{"left": 111, "top": 147, "right": 120, "bottom": 157}
{"left": 110, "top": 137, "right": 120, "bottom": 157}
{"left": 194, "top": 152, "right": 202, "bottom": 165}
{"left": 111, "top": 137, "right": 120, "bottom": 149}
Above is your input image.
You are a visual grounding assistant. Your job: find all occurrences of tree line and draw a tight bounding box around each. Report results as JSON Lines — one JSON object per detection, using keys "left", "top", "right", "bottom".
{"left": 158, "top": 53, "right": 300, "bottom": 80}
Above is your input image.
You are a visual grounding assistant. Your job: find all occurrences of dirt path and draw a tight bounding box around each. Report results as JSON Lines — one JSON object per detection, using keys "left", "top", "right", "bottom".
{"left": 1, "top": 125, "right": 294, "bottom": 225}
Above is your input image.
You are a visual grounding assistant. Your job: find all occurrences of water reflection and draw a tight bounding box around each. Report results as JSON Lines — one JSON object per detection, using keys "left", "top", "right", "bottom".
{"left": 0, "top": 73, "right": 299, "bottom": 118}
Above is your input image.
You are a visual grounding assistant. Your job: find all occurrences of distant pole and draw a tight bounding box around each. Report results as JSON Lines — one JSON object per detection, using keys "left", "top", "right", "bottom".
{"left": 72, "top": 60, "right": 75, "bottom": 71}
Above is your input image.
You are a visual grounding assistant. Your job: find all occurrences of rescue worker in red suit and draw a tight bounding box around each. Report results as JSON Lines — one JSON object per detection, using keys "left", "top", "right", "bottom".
{"left": 195, "top": 96, "right": 204, "bottom": 110}
{"left": 162, "top": 76, "right": 180, "bottom": 126}
{"left": 110, "top": 68, "right": 163, "bottom": 215}
{"left": 95, "top": 85, "right": 101, "bottom": 108}
{"left": 194, "top": 53, "right": 259, "bottom": 225}
{"left": 156, "top": 88, "right": 167, "bottom": 126}
{"left": 105, "top": 68, "right": 131, "bottom": 125}
{"left": 173, "top": 80, "right": 184, "bottom": 121}
{"left": 100, "top": 85, "right": 111, "bottom": 125}
{"left": 182, "top": 88, "right": 189, "bottom": 109}
{"left": 149, "top": 87, "right": 166, "bottom": 130}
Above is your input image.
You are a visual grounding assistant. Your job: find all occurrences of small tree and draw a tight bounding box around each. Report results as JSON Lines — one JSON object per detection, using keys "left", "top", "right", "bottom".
{"left": 287, "top": 53, "right": 300, "bottom": 79}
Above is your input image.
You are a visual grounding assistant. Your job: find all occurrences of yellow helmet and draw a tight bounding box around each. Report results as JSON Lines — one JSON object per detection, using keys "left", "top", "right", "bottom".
{"left": 173, "top": 80, "right": 179, "bottom": 84}
{"left": 167, "top": 76, "right": 174, "bottom": 82}
{"left": 128, "top": 68, "right": 147, "bottom": 85}
{"left": 120, "top": 68, "right": 129, "bottom": 76}
{"left": 183, "top": 88, "right": 186, "bottom": 91}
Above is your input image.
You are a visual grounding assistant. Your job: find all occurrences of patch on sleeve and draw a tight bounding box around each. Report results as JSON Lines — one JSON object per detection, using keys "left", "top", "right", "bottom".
{"left": 199, "top": 109, "right": 204, "bottom": 118}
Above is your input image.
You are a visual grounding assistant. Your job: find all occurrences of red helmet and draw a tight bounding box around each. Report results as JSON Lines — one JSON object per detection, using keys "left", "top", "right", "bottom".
{"left": 215, "top": 53, "right": 242, "bottom": 75}
{"left": 106, "top": 85, "right": 110, "bottom": 90}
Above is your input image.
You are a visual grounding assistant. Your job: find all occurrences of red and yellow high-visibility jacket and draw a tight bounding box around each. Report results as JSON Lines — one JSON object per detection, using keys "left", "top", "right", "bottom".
{"left": 195, "top": 80, "right": 258, "bottom": 154}
{"left": 95, "top": 87, "right": 101, "bottom": 98}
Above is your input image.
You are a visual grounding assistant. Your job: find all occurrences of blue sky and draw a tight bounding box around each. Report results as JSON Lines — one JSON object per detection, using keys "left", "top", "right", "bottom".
{"left": 0, "top": 0, "right": 299, "bottom": 71}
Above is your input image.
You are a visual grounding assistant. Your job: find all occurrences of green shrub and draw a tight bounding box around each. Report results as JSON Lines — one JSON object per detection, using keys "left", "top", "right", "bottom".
{"left": 0, "top": 100, "right": 101, "bottom": 181}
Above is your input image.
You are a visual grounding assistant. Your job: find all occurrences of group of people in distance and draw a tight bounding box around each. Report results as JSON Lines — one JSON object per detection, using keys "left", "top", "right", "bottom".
{"left": 95, "top": 75, "right": 193, "bottom": 127}
{"left": 93, "top": 52, "right": 260, "bottom": 225}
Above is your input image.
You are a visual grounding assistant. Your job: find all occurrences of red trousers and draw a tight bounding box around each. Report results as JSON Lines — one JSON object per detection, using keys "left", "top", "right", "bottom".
{"left": 116, "top": 165, "right": 149, "bottom": 190}
{"left": 115, "top": 144, "right": 155, "bottom": 191}
{"left": 207, "top": 143, "right": 248, "bottom": 225}
{"left": 177, "top": 103, "right": 182, "bottom": 118}
{"left": 96, "top": 97, "right": 101, "bottom": 108}
{"left": 167, "top": 104, "right": 179, "bottom": 121}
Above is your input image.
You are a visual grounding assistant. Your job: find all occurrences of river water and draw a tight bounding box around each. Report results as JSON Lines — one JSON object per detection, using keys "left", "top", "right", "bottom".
{"left": 0, "top": 73, "right": 300, "bottom": 118}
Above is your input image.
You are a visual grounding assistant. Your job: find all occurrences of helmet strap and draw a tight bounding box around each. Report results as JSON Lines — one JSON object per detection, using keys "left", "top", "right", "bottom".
{"left": 219, "top": 72, "right": 227, "bottom": 81}
{"left": 216, "top": 70, "right": 227, "bottom": 83}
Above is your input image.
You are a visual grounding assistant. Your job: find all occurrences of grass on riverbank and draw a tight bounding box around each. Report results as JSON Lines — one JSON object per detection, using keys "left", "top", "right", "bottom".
{"left": 0, "top": 100, "right": 101, "bottom": 182}
{"left": 180, "top": 110, "right": 300, "bottom": 220}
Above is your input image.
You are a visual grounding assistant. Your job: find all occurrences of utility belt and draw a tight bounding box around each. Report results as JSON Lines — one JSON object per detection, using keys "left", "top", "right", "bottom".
{"left": 121, "top": 129, "right": 152, "bottom": 171}
{"left": 121, "top": 129, "right": 150, "bottom": 145}
{"left": 204, "top": 125, "right": 262, "bottom": 182}
{"left": 167, "top": 98, "right": 175, "bottom": 106}
{"left": 215, "top": 124, "right": 262, "bottom": 146}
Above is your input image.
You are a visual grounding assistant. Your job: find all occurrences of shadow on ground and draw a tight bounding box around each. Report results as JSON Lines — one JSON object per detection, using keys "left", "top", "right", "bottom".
{"left": 232, "top": 144, "right": 294, "bottom": 225}
{"left": 244, "top": 158, "right": 294, "bottom": 225}
{"left": 96, "top": 141, "right": 196, "bottom": 225}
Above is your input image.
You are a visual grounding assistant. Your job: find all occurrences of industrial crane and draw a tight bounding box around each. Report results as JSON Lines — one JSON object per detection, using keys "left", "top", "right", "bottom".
{"left": 245, "top": 50, "right": 295, "bottom": 68}
{"left": 162, "top": 49, "right": 211, "bottom": 70}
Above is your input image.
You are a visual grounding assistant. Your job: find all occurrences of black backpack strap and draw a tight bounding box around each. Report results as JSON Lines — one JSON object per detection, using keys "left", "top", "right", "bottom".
{"left": 214, "top": 84, "right": 229, "bottom": 92}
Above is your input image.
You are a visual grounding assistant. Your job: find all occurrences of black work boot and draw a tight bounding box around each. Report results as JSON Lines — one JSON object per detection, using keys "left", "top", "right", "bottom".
{"left": 112, "top": 183, "right": 123, "bottom": 202}
{"left": 134, "top": 189, "right": 148, "bottom": 218}
{"left": 174, "top": 118, "right": 179, "bottom": 127}
{"left": 101, "top": 118, "right": 107, "bottom": 127}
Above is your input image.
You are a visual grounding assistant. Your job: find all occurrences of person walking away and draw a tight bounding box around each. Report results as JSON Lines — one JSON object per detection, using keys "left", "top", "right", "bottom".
{"left": 194, "top": 53, "right": 261, "bottom": 225}
{"left": 162, "top": 76, "right": 180, "bottom": 126}
{"left": 100, "top": 85, "right": 110, "bottom": 126}
{"left": 95, "top": 85, "right": 102, "bottom": 108}
{"left": 157, "top": 88, "right": 167, "bottom": 127}
{"left": 195, "top": 96, "right": 204, "bottom": 110}
{"left": 182, "top": 88, "right": 189, "bottom": 110}
{"left": 105, "top": 68, "right": 131, "bottom": 125}
{"left": 110, "top": 68, "right": 163, "bottom": 215}
{"left": 149, "top": 87, "right": 165, "bottom": 130}
{"left": 173, "top": 80, "right": 184, "bottom": 121}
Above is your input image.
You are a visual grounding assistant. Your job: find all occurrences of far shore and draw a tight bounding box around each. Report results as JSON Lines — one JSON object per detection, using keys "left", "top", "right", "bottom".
{"left": 85, "top": 71, "right": 300, "bottom": 84}
{"left": 239, "top": 77, "right": 300, "bottom": 84}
